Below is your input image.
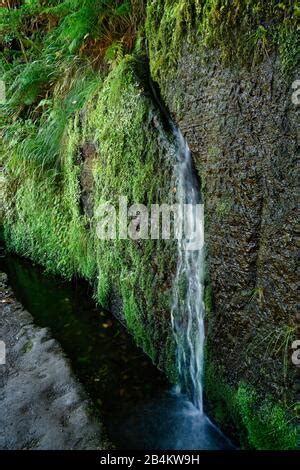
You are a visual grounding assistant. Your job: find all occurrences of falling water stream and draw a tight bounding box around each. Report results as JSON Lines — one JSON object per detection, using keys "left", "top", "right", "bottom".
{"left": 171, "top": 128, "right": 205, "bottom": 412}
{"left": 149, "top": 75, "right": 206, "bottom": 411}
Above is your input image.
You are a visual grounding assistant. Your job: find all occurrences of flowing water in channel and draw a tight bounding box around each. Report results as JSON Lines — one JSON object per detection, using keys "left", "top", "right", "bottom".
{"left": 0, "top": 250, "right": 233, "bottom": 450}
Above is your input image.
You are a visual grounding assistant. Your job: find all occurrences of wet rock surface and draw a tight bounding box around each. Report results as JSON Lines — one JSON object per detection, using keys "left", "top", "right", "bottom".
{"left": 0, "top": 272, "right": 103, "bottom": 450}
{"left": 157, "top": 46, "right": 298, "bottom": 402}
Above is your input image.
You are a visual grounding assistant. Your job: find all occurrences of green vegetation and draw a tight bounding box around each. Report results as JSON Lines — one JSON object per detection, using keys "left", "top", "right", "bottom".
{"left": 0, "top": 1, "right": 177, "bottom": 377}
{"left": 204, "top": 282, "right": 213, "bottom": 314}
{"left": 146, "top": 0, "right": 299, "bottom": 82}
{"left": 1, "top": 54, "right": 178, "bottom": 379}
{"left": 23, "top": 339, "right": 33, "bottom": 353}
{"left": 0, "top": 0, "right": 146, "bottom": 120}
{"left": 205, "top": 360, "right": 298, "bottom": 450}
{"left": 0, "top": 0, "right": 298, "bottom": 450}
{"left": 215, "top": 197, "right": 232, "bottom": 218}
{"left": 81, "top": 56, "right": 177, "bottom": 372}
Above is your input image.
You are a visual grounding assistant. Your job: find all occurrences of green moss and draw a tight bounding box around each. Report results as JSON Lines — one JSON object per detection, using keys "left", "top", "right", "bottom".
{"left": 2, "top": 98, "right": 96, "bottom": 280}
{"left": 2, "top": 55, "right": 177, "bottom": 378}
{"left": 204, "top": 282, "right": 213, "bottom": 314}
{"left": 23, "top": 339, "right": 33, "bottom": 354}
{"left": 205, "top": 360, "right": 298, "bottom": 449}
{"left": 76, "top": 56, "right": 177, "bottom": 373}
{"left": 146, "top": 0, "right": 299, "bottom": 83}
{"left": 277, "top": 19, "right": 300, "bottom": 75}
{"left": 215, "top": 197, "right": 232, "bottom": 218}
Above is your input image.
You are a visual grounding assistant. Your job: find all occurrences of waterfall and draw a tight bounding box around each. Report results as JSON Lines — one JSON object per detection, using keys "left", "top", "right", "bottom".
{"left": 147, "top": 78, "right": 206, "bottom": 413}
{"left": 171, "top": 128, "right": 205, "bottom": 413}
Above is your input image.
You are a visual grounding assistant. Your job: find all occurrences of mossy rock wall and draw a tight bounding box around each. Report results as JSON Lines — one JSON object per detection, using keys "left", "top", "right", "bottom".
{"left": 146, "top": 0, "right": 298, "bottom": 450}
{"left": 2, "top": 56, "right": 178, "bottom": 380}
{"left": 1, "top": 0, "right": 299, "bottom": 450}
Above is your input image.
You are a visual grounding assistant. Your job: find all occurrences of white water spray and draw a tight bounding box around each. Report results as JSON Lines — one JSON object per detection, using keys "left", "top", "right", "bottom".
{"left": 171, "top": 128, "right": 205, "bottom": 413}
